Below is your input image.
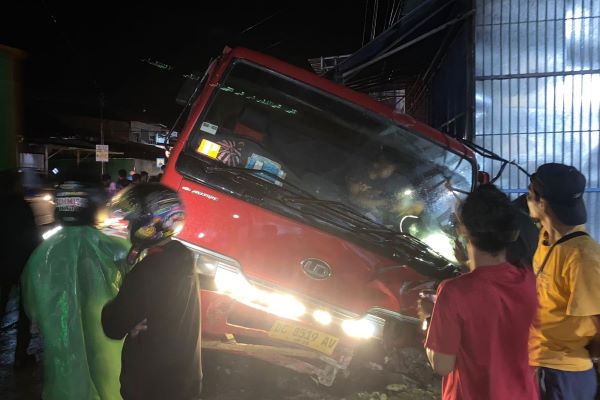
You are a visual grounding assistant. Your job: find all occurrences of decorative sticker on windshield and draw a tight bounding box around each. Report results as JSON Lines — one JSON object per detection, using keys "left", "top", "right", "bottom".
{"left": 197, "top": 139, "right": 221, "bottom": 159}
{"left": 215, "top": 139, "right": 244, "bottom": 167}
{"left": 219, "top": 86, "right": 298, "bottom": 115}
{"left": 246, "top": 153, "right": 287, "bottom": 186}
{"left": 200, "top": 121, "right": 218, "bottom": 135}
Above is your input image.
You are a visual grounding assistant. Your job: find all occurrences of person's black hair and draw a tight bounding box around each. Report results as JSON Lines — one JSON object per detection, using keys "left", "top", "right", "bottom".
{"left": 459, "top": 184, "right": 519, "bottom": 255}
{"left": 102, "top": 173, "right": 111, "bottom": 181}
{"left": 118, "top": 169, "right": 127, "bottom": 178}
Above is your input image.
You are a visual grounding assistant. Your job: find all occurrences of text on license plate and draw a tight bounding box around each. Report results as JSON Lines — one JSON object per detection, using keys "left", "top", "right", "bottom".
{"left": 268, "top": 320, "right": 340, "bottom": 355}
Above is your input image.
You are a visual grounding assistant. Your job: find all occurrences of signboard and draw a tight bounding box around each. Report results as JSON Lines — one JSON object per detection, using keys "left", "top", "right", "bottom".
{"left": 96, "top": 145, "right": 109, "bottom": 162}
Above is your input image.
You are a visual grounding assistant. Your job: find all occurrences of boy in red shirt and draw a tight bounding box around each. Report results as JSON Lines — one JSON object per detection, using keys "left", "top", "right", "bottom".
{"left": 424, "top": 184, "right": 538, "bottom": 399}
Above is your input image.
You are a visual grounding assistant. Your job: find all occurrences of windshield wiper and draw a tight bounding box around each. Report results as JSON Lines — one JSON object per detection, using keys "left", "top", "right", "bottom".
{"left": 203, "top": 162, "right": 457, "bottom": 277}
{"left": 204, "top": 163, "right": 399, "bottom": 235}
{"left": 282, "top": 197, "right": 446, "bottom": 254}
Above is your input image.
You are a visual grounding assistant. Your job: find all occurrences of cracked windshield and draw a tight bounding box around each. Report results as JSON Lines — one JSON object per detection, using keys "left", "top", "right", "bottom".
{"left": 186, "top": 61, "right": 474, "bottom": 261}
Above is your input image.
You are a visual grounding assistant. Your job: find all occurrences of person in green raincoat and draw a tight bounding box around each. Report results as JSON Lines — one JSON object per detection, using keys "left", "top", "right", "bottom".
{"left": 22, "top": 180, "right": 130, "bottom": 400}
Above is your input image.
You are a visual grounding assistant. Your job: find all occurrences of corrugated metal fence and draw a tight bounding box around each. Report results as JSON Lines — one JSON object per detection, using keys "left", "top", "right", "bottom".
{"left": 475, "top": 0, "right": 600, "bottom": 237}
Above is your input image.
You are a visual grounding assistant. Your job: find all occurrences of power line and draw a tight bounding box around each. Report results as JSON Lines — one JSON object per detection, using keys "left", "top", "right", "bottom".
{"left": 362, "top": 0, "right": 370, "bottom": 46}
{"left": 371, "top": 0, "right": 379, "bottom": 40}
{"left": 241, "top": 10, "right": 283, "bottom": 34}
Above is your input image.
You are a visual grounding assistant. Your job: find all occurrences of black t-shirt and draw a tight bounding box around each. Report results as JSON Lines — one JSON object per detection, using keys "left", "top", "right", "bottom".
{"left": 102, "top": 241, "right": 202, "bottom": 400}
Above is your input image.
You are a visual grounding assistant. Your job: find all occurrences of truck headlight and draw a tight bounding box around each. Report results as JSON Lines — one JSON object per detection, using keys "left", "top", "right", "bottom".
{"left": 177, "top": 239, "right": 240, "bottom": 278}
{"left": 214, "top": 265, "right": 252, "bottom": 293}
{"left": 214, "top": 265, "right": 306, "bottom": 319}
{"left": 266, "top": 293, "right": 306, "bottom": 319}
{"left": 342, "top": 318, "right": 377, "bottom": 339}
{"left": 313, "top": 309, "right": 332, "bottom": 325}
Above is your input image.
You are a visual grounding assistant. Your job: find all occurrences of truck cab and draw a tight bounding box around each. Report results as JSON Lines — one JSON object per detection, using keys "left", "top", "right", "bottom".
{"left": 161, "top": 47, "right": 476, "bottom": 386}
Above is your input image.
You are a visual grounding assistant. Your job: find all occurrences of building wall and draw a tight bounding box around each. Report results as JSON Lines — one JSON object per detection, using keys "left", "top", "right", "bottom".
{"left": 130, "top": 120, "right": 167, "bottom": 145}
{"left": 57, "top": 115, "right": 131, "bottom": 143}
{"left": 475, "top": 0, "right": 600, "bottom": 237}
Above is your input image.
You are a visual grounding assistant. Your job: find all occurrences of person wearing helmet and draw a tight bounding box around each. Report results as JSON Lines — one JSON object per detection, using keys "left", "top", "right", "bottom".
{"left": 101, "top": 184, "right": 202, "bottom": 400}
{"left": 21, "top": 179, "right": 130, "bottom": 400}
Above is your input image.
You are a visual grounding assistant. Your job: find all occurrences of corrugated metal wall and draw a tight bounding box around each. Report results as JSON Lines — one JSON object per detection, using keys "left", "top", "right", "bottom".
{"left": 475, "top": 0, "right": 600, "bottom": 237}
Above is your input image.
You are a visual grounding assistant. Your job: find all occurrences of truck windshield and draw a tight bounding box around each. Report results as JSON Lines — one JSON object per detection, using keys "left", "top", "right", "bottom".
{"left": 183, "top": 60, "right": 474, "bottom": 262}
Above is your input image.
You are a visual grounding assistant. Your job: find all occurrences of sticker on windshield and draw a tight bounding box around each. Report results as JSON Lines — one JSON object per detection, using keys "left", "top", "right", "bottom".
{"left": 246, "top": 153, "right": 286, "bottom": 186}
{"left": 200, "top": 121, "right": 218, "bottom": 135}
{"left": 197, "top": 139, "right": 221, "bottom": 159}
{"left": 216, "top": 139, "right": 244, "bottom": 167}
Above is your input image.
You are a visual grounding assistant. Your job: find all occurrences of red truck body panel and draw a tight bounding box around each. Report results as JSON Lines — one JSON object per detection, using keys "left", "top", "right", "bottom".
{"left": 161, "top": 47, "right": 475, "bottom": 384}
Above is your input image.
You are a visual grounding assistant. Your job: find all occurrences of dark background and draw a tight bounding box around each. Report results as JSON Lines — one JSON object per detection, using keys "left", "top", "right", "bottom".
{"left": 1, "top": 1, "right": 366, "bottom": 128}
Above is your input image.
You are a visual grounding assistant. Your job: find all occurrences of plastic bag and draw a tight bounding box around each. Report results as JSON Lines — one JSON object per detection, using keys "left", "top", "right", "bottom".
{"left": 22, "top": 225, "right": 130, "bottom": 400}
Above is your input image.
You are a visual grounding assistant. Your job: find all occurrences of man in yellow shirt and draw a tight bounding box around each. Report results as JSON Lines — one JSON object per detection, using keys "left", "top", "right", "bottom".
{"left": 527, "top": 163, "right": 600, "bottom": 399}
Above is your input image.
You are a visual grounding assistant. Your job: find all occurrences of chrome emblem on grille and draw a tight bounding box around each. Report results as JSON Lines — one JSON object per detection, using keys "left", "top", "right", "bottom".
{"left": 301, "top": 258, "right": 332, "bottom": 280}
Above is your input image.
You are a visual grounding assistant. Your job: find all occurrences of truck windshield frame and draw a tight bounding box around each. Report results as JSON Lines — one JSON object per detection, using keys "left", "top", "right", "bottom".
{"left": 177, "top": 59, "right": 475, "bottom": 263}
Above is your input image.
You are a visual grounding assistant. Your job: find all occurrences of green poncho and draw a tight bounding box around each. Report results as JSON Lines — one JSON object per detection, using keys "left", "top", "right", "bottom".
{"left": 22, "top": 226, "right": 130, "bottom": 400}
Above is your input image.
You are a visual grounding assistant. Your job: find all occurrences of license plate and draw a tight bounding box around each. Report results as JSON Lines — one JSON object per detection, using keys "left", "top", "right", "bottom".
{"left": 268, "top": 320, "right": 339, "bottom": 355}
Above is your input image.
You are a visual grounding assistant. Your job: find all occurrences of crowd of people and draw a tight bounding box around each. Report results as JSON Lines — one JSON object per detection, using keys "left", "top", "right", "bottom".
{"left": 421, "top": 163, "right": 600, "bottom": 400}
{"left": 101, "top": 167, "right": 165, "bottom": 196}
{"left": 19, "top": 176, "right": 201, "bottom": 400}
{"left": 0, "top": 162, "right": 599, "bottom": 400}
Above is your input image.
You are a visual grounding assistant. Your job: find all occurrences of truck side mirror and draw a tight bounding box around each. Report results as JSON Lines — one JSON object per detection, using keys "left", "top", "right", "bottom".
{"left": 176, "top": 72, "right": 201, "bottom": 106}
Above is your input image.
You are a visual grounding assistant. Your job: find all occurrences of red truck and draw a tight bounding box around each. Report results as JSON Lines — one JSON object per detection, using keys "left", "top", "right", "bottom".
{"left": 161, "top": 47, "right": 476, "bottom": 386}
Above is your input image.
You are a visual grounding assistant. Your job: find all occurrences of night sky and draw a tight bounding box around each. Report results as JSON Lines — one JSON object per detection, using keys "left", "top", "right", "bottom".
{"left": 1, "top": 1, "right": 365, "bottom": 130}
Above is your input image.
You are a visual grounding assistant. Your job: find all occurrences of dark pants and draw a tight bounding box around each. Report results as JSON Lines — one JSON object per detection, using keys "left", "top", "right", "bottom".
{"left": 0, "top": 280, "right": 32, "bottom": 364}
{"left": 538, "top": 366, "right": 598, "bottom": 400}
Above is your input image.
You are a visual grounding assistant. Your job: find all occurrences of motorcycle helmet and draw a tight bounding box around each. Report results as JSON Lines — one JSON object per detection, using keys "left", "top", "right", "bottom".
{"left": 55, "top": 181, "right": 108, "bottom": 226}
{"left": 106, "top": 184, "right": 185, "bottom": 263}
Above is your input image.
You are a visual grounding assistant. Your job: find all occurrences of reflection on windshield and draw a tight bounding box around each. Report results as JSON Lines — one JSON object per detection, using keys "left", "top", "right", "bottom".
{"left": 185, "top": 61, "right": 473, "bottom": 262}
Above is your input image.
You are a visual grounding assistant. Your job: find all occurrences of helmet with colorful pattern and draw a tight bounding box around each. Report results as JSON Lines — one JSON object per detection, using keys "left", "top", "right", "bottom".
{"left": 107, "top": 184, "right": 185, "bottom": 262}
{"left": 55, "top": 181, "right": 107, "bottom": 226}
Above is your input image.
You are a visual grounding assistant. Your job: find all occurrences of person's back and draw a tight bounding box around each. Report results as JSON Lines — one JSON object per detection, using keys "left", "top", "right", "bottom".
{"left": 433, "top": 263, "right": 537, "bottom": 399}
{"left": 101, "top": 184, "right": 202, "bottom": 400}
{"left": 23, "top": 226, "right": 129, "bottom": 399}
{"left": 424, "top": 184, "right": 538, "bottom": 400}
{"left": 103, "top": 241, "right": 201, "bottom": 399}
{"left": 22, "top": 181, "right": 130, "bottom": 400}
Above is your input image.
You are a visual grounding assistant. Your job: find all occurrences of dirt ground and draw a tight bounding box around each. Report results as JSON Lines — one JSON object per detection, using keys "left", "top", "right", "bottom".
{"left": 1, "top": 294, "right": 440, "bottom": 400}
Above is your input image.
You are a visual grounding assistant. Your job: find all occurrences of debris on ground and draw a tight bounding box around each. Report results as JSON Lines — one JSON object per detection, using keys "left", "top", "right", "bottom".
{"left": 2, "top": 295, "right": 441, "bottom": 400}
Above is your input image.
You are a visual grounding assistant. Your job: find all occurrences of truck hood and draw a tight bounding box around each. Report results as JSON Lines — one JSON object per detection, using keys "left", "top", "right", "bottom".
{"left": 176, "top": 179, "right": 436, "bottom": 315}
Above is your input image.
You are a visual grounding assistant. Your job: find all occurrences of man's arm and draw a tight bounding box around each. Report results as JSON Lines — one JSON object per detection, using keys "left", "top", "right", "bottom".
{"left": 426, "top": 348, "right": 457, "bottom": 376}
{"left": 424, "top": 282, "right": 461, "bottom": 376}
{"left": 101, "top": 269, "right": 146, "bottom": 340}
